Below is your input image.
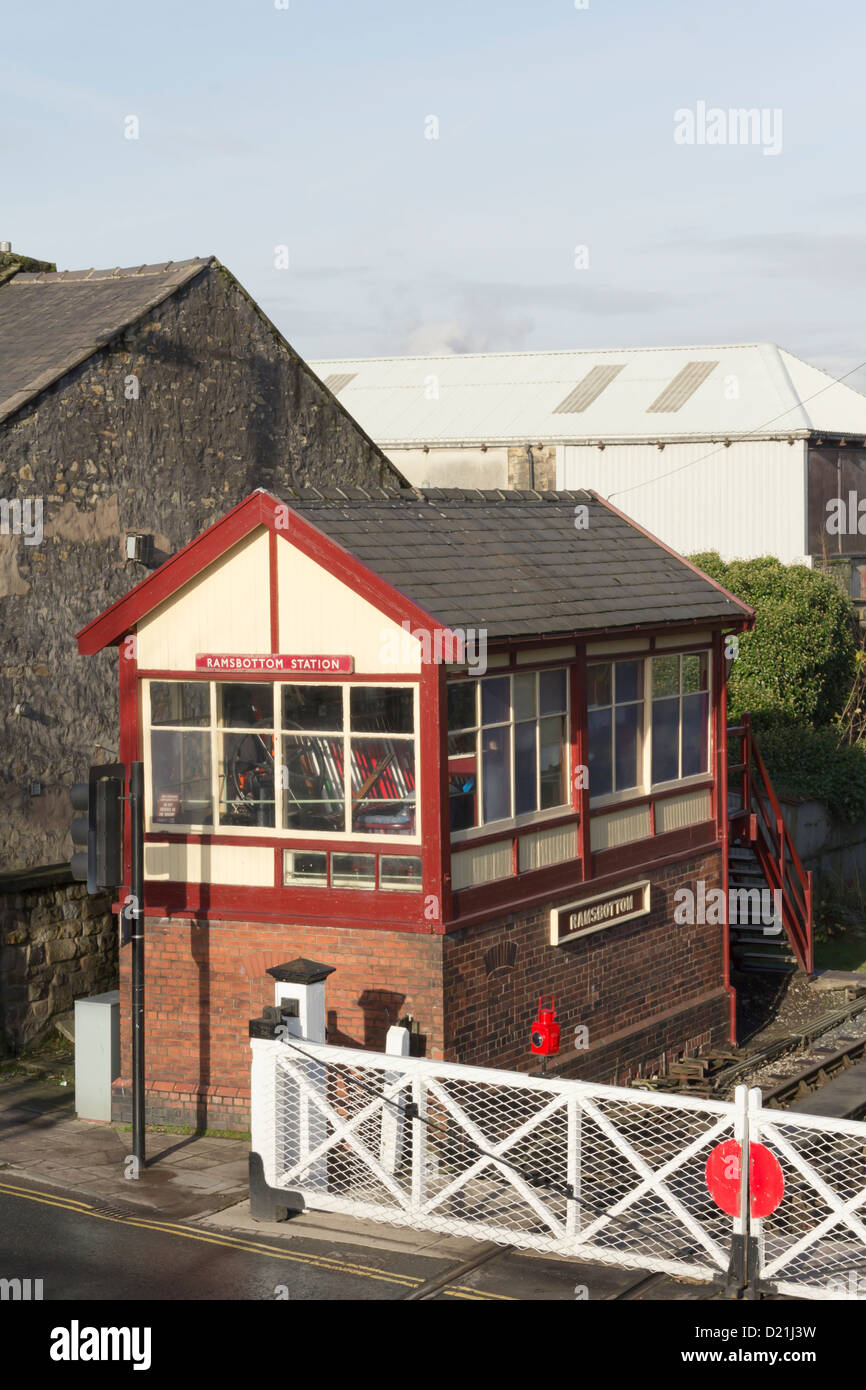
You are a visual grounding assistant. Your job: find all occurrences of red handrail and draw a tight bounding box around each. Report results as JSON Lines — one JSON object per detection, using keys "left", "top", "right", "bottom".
{"left": 730, "top": 714, "right": 814, "bottom": 973}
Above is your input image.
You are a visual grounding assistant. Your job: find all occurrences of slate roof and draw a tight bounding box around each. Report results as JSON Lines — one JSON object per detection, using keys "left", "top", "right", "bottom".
{"left": 0, "top": 258, "right": 212, "bottom": 424}
{"left": 285, "top": 487, "right": 753, "bottom": 637}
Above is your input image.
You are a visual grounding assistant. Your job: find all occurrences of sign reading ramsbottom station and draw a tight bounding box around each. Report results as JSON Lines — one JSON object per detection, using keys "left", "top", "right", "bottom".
{"left": 550, "top": 880, "right": 650, "bottom": 945}
{"left": 196, "top": 653, "right": 354, "bottom": 674}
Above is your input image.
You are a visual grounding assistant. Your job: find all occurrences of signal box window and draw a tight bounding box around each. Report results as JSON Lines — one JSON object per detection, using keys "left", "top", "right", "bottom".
{"left": 150, "top": 682, "right": 212, "bottom": 827}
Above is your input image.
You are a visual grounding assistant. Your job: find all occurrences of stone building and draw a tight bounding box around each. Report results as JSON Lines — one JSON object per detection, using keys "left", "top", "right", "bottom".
{"left": 0, "top": 253, "right": 405, "bottom": 874}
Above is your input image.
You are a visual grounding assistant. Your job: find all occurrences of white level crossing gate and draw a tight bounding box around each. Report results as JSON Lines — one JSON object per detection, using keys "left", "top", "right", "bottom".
{"left": 249, "top": 1034, "right": 866, "bottom": 1298}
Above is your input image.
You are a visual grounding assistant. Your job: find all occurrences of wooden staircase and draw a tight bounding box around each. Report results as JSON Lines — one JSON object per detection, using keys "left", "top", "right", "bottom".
{"left": 727, "top": 714, "right": 814, "bottom": 975}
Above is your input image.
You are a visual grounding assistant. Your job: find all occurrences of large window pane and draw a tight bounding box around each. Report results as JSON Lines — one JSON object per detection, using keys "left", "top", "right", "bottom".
{"left": 151, "top": 730, "right": 212, "bottom": 824}
{"left": 587, "top": 664, "right": 611, "bottom": 708}
{"left": 615, "top": 661, "right": 643, "bottom": 704}
{"left": 614, "top": 703, "right": 641, "bottom": 791}
{"left": 449, "top": 769, "right": 478, "bottom": 831}
{"left": 481, "top": 727, "right": 511, "bottom": 822}
{"left": 448, "top": 682, "right": 476, "bottom": 731}
{"left": 219, "top": 731, "right": 275, "bottom": 826}
{"left": 651, "top": 697, "right": 680, "bottom": 784}
{"left": 513, "top": 673, "right": 536, "bottom": 721}
{"left": 540, "top": 715, "right": 567, "bottom": 809}
{"left": 587, "top": 707, "right": 612, "bottom": 799}
{"left": 539, "top": 668, "right": 567, "bottom": 715}
{"left": 682, "top": 653, "right": 708, "bottom": 694}
{"left": 150, "top": 682, "right": 209, "bottom": 727}
{"left": 218, "top": 683, "right": 273, "bottom": 727}
{"left": 282, "top": 734, "right": 345, "bottom": 830}
{"left": 350, "top": 686, "right": 413, "bottom": 733}
{"left": 351, "top": 738, "right": 416, "bottom": 834}
{"left": 481, "top": 676, "right": 509, "bottom": 726}
{"left": 651, "top": 656, "right": 679, "bottom": 699}
{"left": 514, "top": 720, "right": 537, "bottom": 815}
{"left": 282, "top": 684, "right": 343, "bottom": 731}
{"left": 682, "top": 691, "right": 709, "bottom": 777}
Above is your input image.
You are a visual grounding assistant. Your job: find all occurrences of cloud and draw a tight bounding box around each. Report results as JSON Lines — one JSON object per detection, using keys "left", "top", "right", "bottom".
{"left": 396, "top": 278, "right": 682, "bottom": 355}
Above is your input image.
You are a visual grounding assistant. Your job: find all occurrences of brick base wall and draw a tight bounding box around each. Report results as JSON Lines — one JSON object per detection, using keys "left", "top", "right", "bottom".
{"left": 117, "top": 848, "right": 728, "bottom": 1129}
{"left": 114, "top": 919, "right": 444, "bottom": 1128}
{"left": 442, "top": 849, "right": 729, "bottom": 1077}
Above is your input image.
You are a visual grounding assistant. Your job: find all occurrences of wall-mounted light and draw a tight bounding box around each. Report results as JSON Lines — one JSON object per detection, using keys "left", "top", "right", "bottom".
{"left": 125, "top": 533, "right": 153, "bottom": 564}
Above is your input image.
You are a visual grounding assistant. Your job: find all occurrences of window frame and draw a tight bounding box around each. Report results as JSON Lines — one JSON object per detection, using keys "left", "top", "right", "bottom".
{"left": 587, "top": 648, "right": 713, "bottom": 810}
{"left": 144, "top": 678, "right": 421, "bottom": 844}
{"left": 448, "top": 666, "right": 572, "bottom": 844}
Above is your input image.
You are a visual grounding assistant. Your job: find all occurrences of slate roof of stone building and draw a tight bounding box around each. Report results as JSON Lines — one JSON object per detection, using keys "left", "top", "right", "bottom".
{"left": 285, "top": 486, "right": 753, "bottom": 636}
{"left": 0, "top": 258, "right": 212, "bottom": 424}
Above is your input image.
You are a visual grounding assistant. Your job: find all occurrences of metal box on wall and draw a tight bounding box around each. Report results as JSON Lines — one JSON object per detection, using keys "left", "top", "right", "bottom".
{"left": 74, "top": 990, "right": 120, "bottom": 1122}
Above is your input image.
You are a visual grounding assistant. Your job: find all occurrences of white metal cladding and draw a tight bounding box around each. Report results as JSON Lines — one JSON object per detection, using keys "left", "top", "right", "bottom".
{"left": 252, "top": 1037, "right": 739, "bottom": 1281}
{"left": 750, "top": 1094, "right": 866, "bottom": 1300}
{"left": 557, "top": 439, "right": 809, "bottom": 565}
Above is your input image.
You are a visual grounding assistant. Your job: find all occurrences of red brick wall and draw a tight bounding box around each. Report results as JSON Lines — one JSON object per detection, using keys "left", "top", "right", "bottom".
{"left": 113, "top": 919, "right": 445, "bottom": 1128}
{"left": 114, "top": 848, "right": 728, "bottom": 1128}
{"left": 442, "top": 849, "right": 728, "bottom": 1080}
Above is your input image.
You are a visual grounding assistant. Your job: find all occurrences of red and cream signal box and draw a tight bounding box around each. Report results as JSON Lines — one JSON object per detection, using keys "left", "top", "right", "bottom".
{"left": 77, "top": 486, "right": 753, "bottom": 1128}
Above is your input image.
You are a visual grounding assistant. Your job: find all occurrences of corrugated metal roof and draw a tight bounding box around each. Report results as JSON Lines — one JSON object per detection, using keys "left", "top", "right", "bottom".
{"left": 646, "top": 360, "right": 719, "bottom": 413}
{"left": 322, "top": 371, "right": 356, "bottom": 394}
{"left": 553, "top": 363, "right": 625, "bottom": 414}
{"left": 308, "top": 343, "right": 866, "bottom": 445}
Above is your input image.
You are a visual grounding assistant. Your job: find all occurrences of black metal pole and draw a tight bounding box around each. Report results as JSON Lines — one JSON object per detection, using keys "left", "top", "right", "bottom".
{"left": 130, "top": 761, "right": 145, "bottom": 1165}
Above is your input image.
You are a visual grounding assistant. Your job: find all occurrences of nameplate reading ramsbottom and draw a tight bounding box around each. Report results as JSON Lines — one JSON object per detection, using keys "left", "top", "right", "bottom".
{"left": 195, "top": 654, "right": 354, "bottom": 674}
{"left": 550, "top": 880, "right": 650, "bottom": 945}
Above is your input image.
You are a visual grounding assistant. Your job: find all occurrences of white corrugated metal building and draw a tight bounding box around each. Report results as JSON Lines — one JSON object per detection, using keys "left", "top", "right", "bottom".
{"left": 310, "top": 344, "right": 866, "bottom": 571}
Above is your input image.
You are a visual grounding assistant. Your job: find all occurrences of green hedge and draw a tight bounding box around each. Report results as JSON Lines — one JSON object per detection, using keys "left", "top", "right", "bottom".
{"left": 743, "top": 713, "right": 866, "bottom": 823}
{"left": 689, "top": 552, "right": 856, "bottom": 726}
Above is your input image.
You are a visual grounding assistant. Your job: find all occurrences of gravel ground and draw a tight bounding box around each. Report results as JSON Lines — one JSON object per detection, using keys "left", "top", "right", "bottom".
{"left": 731, "top": 971, "right": 866, "bottom": 1093}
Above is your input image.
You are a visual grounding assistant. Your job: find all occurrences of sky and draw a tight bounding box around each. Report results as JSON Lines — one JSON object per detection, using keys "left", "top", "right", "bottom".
{"left": 4, "top": 0, "right": 866, "bottom": 385}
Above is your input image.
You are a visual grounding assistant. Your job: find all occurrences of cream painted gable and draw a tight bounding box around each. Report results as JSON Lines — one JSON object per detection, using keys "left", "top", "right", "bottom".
{"left": 276, "top": 532, "right": 422, "bottom": 673}
{"left": 134, "top": 524, "right": 423, "bottom": 673}
{"left": 136, "top": 528, "right": 271, "bottom": 670}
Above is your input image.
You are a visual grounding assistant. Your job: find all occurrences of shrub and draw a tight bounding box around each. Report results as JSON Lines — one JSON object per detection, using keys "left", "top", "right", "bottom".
{"left": 688, "top": 552, "right": 856, "bottom": 726}
{"left": 743, "top": 711, "right": 866, "bottom": 823}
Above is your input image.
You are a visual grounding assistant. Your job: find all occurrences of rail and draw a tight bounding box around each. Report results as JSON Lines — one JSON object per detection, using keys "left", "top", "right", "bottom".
{"left": 728, "top": 713, "right": 813, "bottom": 973}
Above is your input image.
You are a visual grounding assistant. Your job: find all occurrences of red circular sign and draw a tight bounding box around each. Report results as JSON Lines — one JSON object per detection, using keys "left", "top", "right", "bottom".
{"left": 705, "top": 1139, "right": 784, "bottom": 1218}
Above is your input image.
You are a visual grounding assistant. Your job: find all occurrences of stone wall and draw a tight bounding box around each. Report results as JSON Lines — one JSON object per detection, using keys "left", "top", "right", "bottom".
{"left": 0, "top": 262, "right": 405, "bottom": 870}
{"left": 507, "top": 444, "right": 557, "bottom": 491}
{"left": 0, "top": 865, "right": 116, "bottom": 1053}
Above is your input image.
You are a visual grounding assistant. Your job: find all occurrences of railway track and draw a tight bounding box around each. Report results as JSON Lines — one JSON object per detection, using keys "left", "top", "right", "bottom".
{"left": 631, "top": 992, "right": 866, "bottom": 1116}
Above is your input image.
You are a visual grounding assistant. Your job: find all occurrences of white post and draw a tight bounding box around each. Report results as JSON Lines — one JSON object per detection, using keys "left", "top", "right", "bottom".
{"left": 411, "top": 1075, "right": 427, "bottom": 1216}
{"left": 250, "top": 1037, "right": 279, "bottom": 1188}
{"left": 566, "top": 1095, "right": 580, "bottom": 1242}
{"left": 380, "top": 1025, "right": 411, "bottom": 1174}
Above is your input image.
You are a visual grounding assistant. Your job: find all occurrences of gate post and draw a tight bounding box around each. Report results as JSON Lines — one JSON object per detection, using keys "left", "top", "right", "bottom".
{"left": 725, "top": 1083, "right": 751, "bottom": 1296}
{"left": 745, "top": 1087, "right": 764, "bottom": 1299}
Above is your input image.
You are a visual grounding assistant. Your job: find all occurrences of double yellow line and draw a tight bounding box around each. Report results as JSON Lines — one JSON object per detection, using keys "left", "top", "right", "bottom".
{"left": 0, "top": 1179, "right": 510, "bottom": 1300}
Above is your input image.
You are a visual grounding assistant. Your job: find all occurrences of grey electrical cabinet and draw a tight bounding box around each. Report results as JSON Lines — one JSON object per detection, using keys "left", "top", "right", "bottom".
{"left": 74, "top": 990, "right": 120, "bottom": 1122}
